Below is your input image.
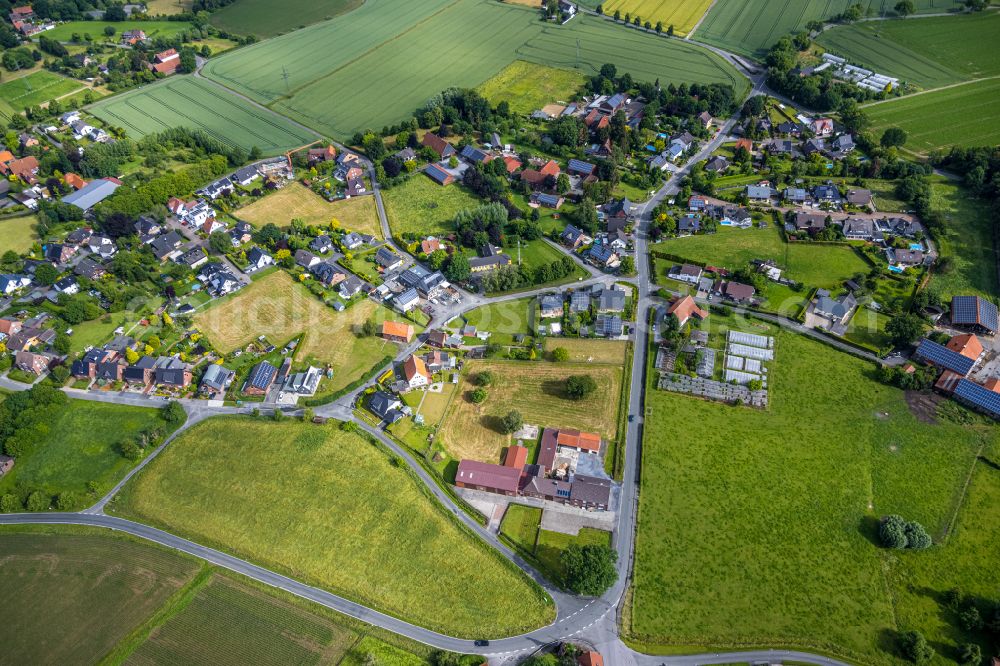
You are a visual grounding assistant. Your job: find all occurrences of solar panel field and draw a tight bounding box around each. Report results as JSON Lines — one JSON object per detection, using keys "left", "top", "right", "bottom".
{"left": 863, "top": 77, "right": 1000, "bottom": 155}
{"left": 89, "top": 76, "right": 317, "bottom": 155}
{"left": 597, "top": 0, "right": 714, "bottom": 36}
{"left": 694, "top": 0, "right": 966, "bottom": 57}
{"left": 202, "top": 0, "right": 747, "bottom": 139}
{"left": 816, "top": 12, "right": 1000, "bottom": 89}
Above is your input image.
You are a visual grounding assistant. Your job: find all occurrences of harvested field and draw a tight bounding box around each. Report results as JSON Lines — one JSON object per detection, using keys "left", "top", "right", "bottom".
{"left": 89, "top": 76, "right": 316, "bottom": 155}
{"left": 477, "top": 60, "right": 586, "bottom": 115}
{"left": 236, "top": 183, "right": 382, "bottom": 237}
{"left": 440, "top": 360, "right": 622, "bottom": 463}
{"left": 544, "top": 338, "right": 628, "bottom": 365}
{"left": 601, "top": 0, "right": 714, "bottom": 36}
{"left": 0, "top": 529, "right": 199, "bottom": 665}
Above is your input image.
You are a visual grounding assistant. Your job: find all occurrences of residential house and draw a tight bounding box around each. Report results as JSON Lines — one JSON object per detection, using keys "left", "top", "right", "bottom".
{"left": 587, "top": 243, "right": 620, "bottom": 270}
{"left": 668, "top": 263, "right": 703, "bottom": 285}
{"left": 310, "top": 235, "right": 333, "bottom": 254}
{"left": 845, "top": 188, "right": 872, "bottom": 207}
{"left": 745, "top": 184, "right": 776, "bottom": 203}
{"left": 889, "top": 248, "right": 924, "bottom": 267}
{"left": 531, "top": 192, "right": 564, "bottom": 209}
{"left": 402, "top": 354, "right": 431, "bottom": 388}
{"left": 199, "top": 177, "right": 233, "bottom": 200}
{"left": 677, "top": 214, "right": 701, "bottom": 235}
{"left": 424, "top": 350, "right": 454, "bottom": 373}
{"left": 88, "top": 235, "right": 117, "bottom": 259}
{"left": 382, "top": 320, "right": 414, "bottom": 343}
{"left": 812, "top": 118, "right": 834, "bottom": 136}
{"left": 460, "top": 145, "right": 492, "bottom": 164}
{"left": 842, "top": 218, "right": 875, "bottom": 240}
{"left": 65, "top": 227, "right": 93, "bottom": 246}
{"left": 294, "top": 249, "right": 321, "bottom": 270}
{"left": 243, "top": 361, "right": 277, "bottom": 396}
{"left": 666, "top": 295, "right": 708, "bottom": 327}
{"left": 375, "top": 247, "right": 403, "bottom": 272}
{"left": 339, "top": 275, "right": 364, "bottom": 299}
{"left": 342, "top": 232, "right": 364, "bottom": 250}
{"left": 794, "top": 212, "right": 829, "bottom": 234}
{"left": 704, "top": 155, "right": 729, "bottom": 173}
{"left": 0, "top": 274, "right": 30, "bottom": 294}
{"left": 312, "top": 262, "right": 347, "bottom": 287}
{"left": 601, "top": 198, "right": 632, "bottom": 222}
{"left": 176, "top": 248, "right": 208, "bottom": 270}
{"left": 688, "top": 196, "right": 708, "bottom": 213}
{"left": 697, "top": 110, "right": 713, "bottom": 128}
{"left": 560, "top": 224, "right": 591, "bottom": 249}
{"left": 54, "top": 276, "right": 79, "bottom": 295}
{"left": 421, "top": 238, "right": 441, "bottom": 255}
{"left": 802, "top": 138, "right": 826, "bottom": 157}
{"left": 74, "top": 257, "right": 106, "bottom": 280}
{"left": 229, "top": 220, "right": 252, "bottom": 246}
{"left": 400, "top": 265, "right": 445, "bottom": 295}
{"left": 540, "top": 294, "right": 563, "bottom": 318}
{"left": 421, "top": 133, "right": 456, "bottom": 159}
{"left": 784, "top": 187, "right": 809, "bottom": 205}
{"left": 200, "top": 364, "right": 235, "bottom": 394}
{"left": 346, "top": 177, "right": 367, "bottom": 197}
{"left": 567, "top": 158, "right": 596, "bottom": 177}
{"left": 468, "top": 252, "right": 510, "bottom": 273}
{"left": 812, "top": 184, "right": 842, "bottom": 206}
{"left": 715, "top": 280, "right": 756, "bottom": 303}
{"left": 596, "top": 285, "right": 626, "bottom": 313}
{"left": 394, "top": 287, "right": 420, "bottom": 313}
{"left": 121, "top": 29, "right": 146, "bottom": 45}
{"left": 245, "top": 247, "right": 273, "bottom": 273}
{"left": 830, "top": 133, "right": 855, "bottom": 155}
{"left": 150, "top": 48, "right": 180, "bottom": 75}
{"left": 570, "top": 290, "right": 591, "bottom": 313}
{"left": 232, "top": 165, "right": 261, "bottom": 187}
{"left": 369, "top": 390, "right": 403, "bottom": 423}
{"left": 15, "top": 350, "right": 50, "bottom": 376}
{"left": 308, "top": 144, "right": 338, "bottom": 164}
{"left": 709, "top": 204, "right": 751, "bottom": 228}
{"left": 0, "top": 317, "right": 22, "bottom": 338}
{"left": 814, "top": 292, "right": 857, "bottom": 325}
{"left": 44, "top": 243, "right": 76, "bottom": 265}
{"left": 64, "top": 172, "right": 87, "bottom": 190}
{"left": 594, "top": 313, "right": 623, "bottom": 337}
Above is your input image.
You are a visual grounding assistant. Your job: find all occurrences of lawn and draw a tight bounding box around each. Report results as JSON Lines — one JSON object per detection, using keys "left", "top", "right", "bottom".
{"left": 652, "top": 226, "right": 871, "bottom": 289}
{"left": 694, "top": 0, "right": 965, "bottom": 57}
{"left": 477, "top": 60, "right": 586, "bottom": 114}
{"left": 817, "top": 12, "right": 1000, "bottom": 89}
{"left": 601, "top": 0, "right": 714, "bottom": 36}
{"left": 544, "top": 337, "right": 628, "bottom": 364}
{"left": 863, "top": 78, "right": 1000, "bottom": 155}
{"left": 629, "top": 313, "right": 995, "bottom": 663}
{"left": 463, "top": 298, "right": 534, "bottom": 335}
{"left": 843, "top": 307, "right": 892, "bottom": 351}
{"left": 110, "top": 416, "right": 555, "bottom": 637}
{"left": 202, "top": 2, "right": 746, "bottom": 139}
{"left": 208, "top": 0, "right": 362, "bottom": 37}
{"left": 0, "top": 400, "right": 181, "bottom": 508}
{"left": 382, "top": 175, "right": 480, "bottom": 238}
{"left": 0, "top": 528, "right": 200, "bottom": 665}
{"left": 439, "top": 360, "right": 622, "bottom": 463}
{"left": 236, "top": 183, "right": 382, "bottom": 237}
{"left": 0, "top": 71, "right": 85, "bottom": 116}
{"left": 42, "top": 20, "right": 193, "bottom": 42}
{"left": 194, "top": 271, "right": 399, "bottom": 394}
{"left": 89, "top": 75, "right": 317, "bottom": 155}
{"left": 0, "top": 214, "right": 37, "bottom": 255}
{"left": 926, "top": 178, "right": 998, "bottom": 301}
{"left": 500, "top": 503, "right": 612, "bottom": 588}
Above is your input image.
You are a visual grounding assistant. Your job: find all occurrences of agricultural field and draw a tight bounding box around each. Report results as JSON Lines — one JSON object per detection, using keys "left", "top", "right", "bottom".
{"left": 0, "top": 528, "right": 200, "bottom": 665}
{"left": 111, "top": 416, "right": 555, "bottom": 637}
{"left": 41, "top": 20, "right": 193, "bottom": 42}
{"left": 235, "top": 183, "right": 382, "bottom": 237}
{"left": 146, "top": 0, "right": 192, "bottom": 14}
{"left": 544, "top": 337, "right": 629, "bottom": 365}
{"left": 500, "top": 504, "right": 612, "bottom": 587}
{"left": 629, "top": 313, "right": 997, "bottom": 663}
{"left": 652, "top": 226, "right": 871, "bottom": 289}
{"left": 0, "top": 400, "right": 181, "bottom": 508}
{"left": 694, "top": 0, "right": 965, "bottom": 57}
{"left": 0, "top": 214, "right": 37, "bottom": 255}
{"left": 926, "top": 178, "right": 998, "bottom": 300}
{"left": 193, "top": 271, "right": 397, "bottom": 393}
{"left": 208, "top": 0, "right": 363, "bottom": 38}
{"left": 382, "top": 175, "right": 480, "bottom": 238}
{"left": 601, "top": 0, "right": 714, "bottom": 36}
{"left": 477, "top": 60, "right": 586, "bottom": 115}
{"left": 0, "top": 71, "right": 85, "bottom": 118}
{"left": 202, "top": 0, "right": 746, "bottom": 139}
{"left": 817, "top": 12, "right": 1000, "bottom": 89}
{"left": 863, "top": 78, "right": 1000, "bottom": 155}
{"left": 89, "top": 76, "right": 317, "bottom": 155}
{"left": 439, "top": 360, "right": 622, "bottom": 463}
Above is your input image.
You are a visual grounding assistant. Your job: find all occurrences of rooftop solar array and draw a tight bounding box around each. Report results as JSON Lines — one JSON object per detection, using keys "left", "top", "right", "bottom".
{"left": 728, "top": 343, "right": 773, "bottom": 361}
{"left": 728, "top": 331, "right": 773, "bottom": 349}
{"left": 954, "top": 379, "right": 1000, "bottom": 418}
{"left": 914, "top": 339, "right": 975, "bottom": 376}
{"left": 951, "top": 296, "right": 998, "bottom": 332}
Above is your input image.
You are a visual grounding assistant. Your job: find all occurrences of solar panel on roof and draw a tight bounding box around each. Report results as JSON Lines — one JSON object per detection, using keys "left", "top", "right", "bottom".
{"left": 914, "top": 339, "right": 975, "bottom": 375}
{"left": 979, "top": 299, "right": 998, "bottom": 332}
{"left": 954, "top": 379, "right": 1000, "bottom": 418}
{"left": 951, "top": 296, "right": 979, "bottom": 325}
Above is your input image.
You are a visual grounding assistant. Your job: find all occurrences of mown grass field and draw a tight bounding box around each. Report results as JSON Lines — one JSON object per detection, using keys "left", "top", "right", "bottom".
{"left": 653, "top": 226, "right": 871, "bottom": 289}
{"left": 236, "top": 183, "right": 382, "bottom": 237}
{"left": 695, "top": 0, "right": 965, "bottom": 57}
{"left": 382, "top": 175, "right": 480, "bottom": 238}
{"left": 42, "top": 20, "right": 193, "bottom": 42}
{"left": 817, "top": 12, "right": 1000, "bottom": 89}
{"left": 544, "top": 337, "right": 629, "bottom": 364}
{"left": 500, "top": 504, "right": 612, "bottom": 587}
{"left": 194, "top": 271, "right": 397, "bottom": 393}
{"left": 863, "top": 78, "right": 1000, "bottom": 155}
{"left": 0, "top": 400, "right": 179, "bottom": 508}
{"left": 478, "top": 60, "right": 586, "bottom": 114}
{"left": 0, "top": 214, "right": 37, "bottom": 255}
{"left": 208, "top": 0, "right": 362, "bottom": 37}
{"left": 601, "top": 0, "right": 714, "bottom": 36}
{"left": 202, "top": 0, "right": 746, "bottom": 139}
{"left": 89, "top": 76, "right": 316, "bottom": 155}
{"left": 0, "top": 529, "right": 200, "bottom": 664}
{"left": 111, "top": 417, "right": 555, "bottom": 637}
{"left": 926, "top": 178, "right": 998, "bottom": 300}
{"left": 463, "top": 298, "right": 534, "bottom": 335}
{"left": 439, "top": 360, "right": 621, "bottom": 463}
{"left": 629, "top": 313, "right": 996, "bottom": 663}
{"left": 0, "top": 71, "right": 85, "bottom": 117}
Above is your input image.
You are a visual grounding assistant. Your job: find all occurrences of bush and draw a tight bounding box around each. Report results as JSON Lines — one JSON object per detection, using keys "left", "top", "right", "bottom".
{"left": 880, "top": 515, "right": 932, "bottom": 550}
{"left": 55, "top": 492, "right": 78, "bottom": 510}
{"left": 899, "top": 630, "right": 934, "bottom": 665}
{"left": 0, "top": 493, "right": 22, "bottom": 512}
{"left": 162, "top": 400, "right": 186, "bottom": 423}
{"left": 959, "top": 606, "right": 982, "bottom": 631}
{"left": 565, "top": 374, "right": 597, "bottom": 400}
{"left": 120, "top": 439, "right": 143, "bottom": 461}
{"left": 958, "top": 643, "right": 981, "bottom": 666}
{"left": 470, "top": 387, "right": 488, "bottom": 404}
{"left": 551, "top": 347, "right": 570, "bottom": 362}
{"left": 500, "top": 410, "right": 523, "bottom": 434}
{"left": 475, "top": 370, "right": 496, "bottom": 387}
{"left": 25, "top": 491, "right": 50, "bottom": 512}
{"left": 561, "top": 543, "right": 617, "bottom": 596}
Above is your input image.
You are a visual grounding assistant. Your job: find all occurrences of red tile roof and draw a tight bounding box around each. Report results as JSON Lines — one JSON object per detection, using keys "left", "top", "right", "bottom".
{"left": 946, "top": 334, "right": 983, "bottom": 361}
{"left": 403, "top": 354, "right": 429, "bottom": 382}
{"left": 504, "top": 445, "right": 528, "bottom": 469}
{"left": 666, "top": 295, "right": 708, "bottom": 325}
{"left": 382, "top": 320, "right": 413, "bottom": 341}
{"left": 578, "top": 652, "right": 604, "bottom": 666}
{"left": 539, "top": 160, "right": 561, "bottom": 177}
{"left": 556, "top": 428, "right": 601, "bottom": 452}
